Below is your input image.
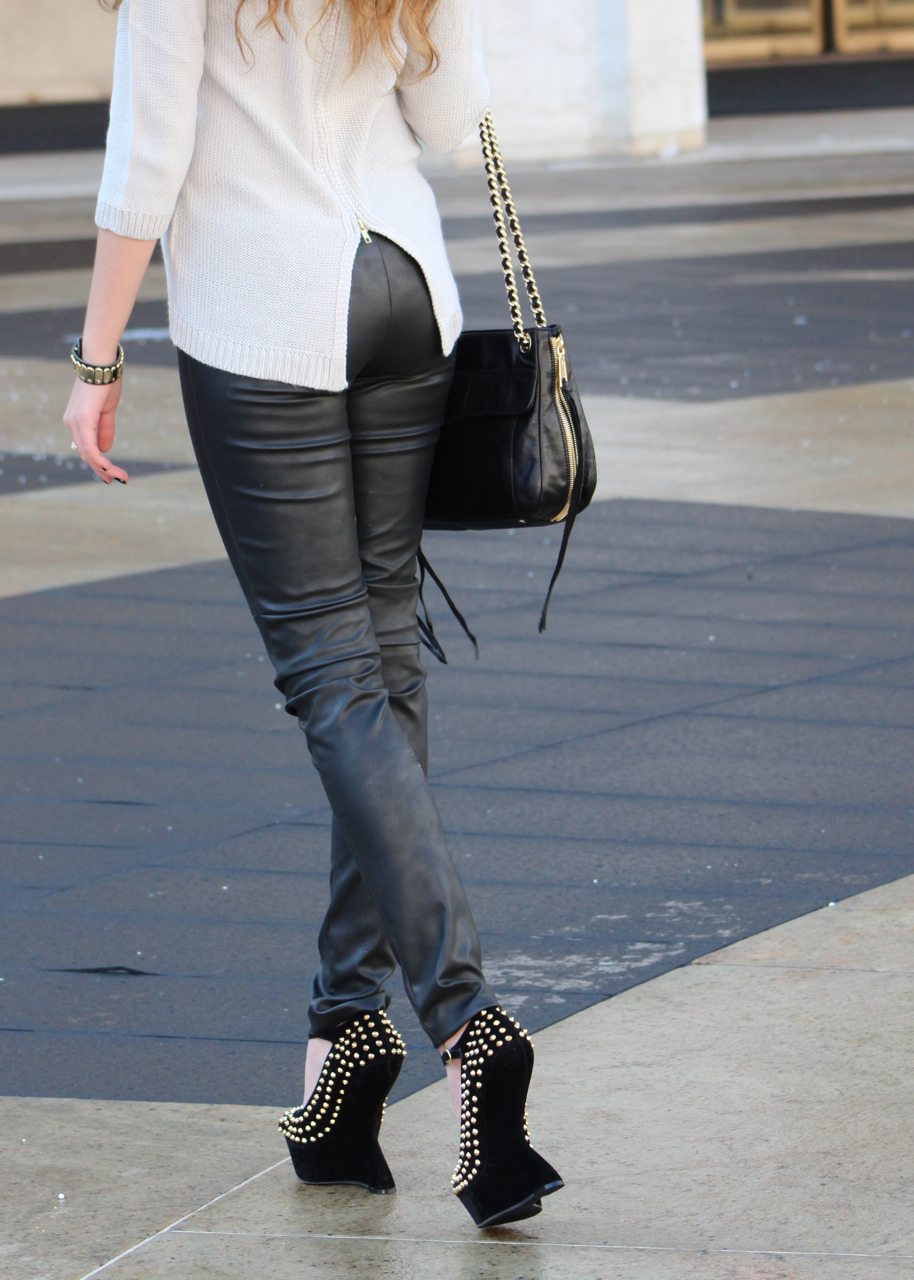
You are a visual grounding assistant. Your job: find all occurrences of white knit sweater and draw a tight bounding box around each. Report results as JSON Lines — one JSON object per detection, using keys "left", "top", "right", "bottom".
{"left": 95, "top": 0, "right": 490, "bottom": 390}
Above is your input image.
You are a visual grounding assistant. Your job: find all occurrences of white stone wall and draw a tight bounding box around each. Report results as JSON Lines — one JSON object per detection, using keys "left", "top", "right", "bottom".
{"left": 625, "top": 0, "right": 708, "bottom": 156}
{"left": 0, "top": 0, "right": 707, "bottom": 160}
{"left": 469, "top": 0, "right": 707, "bottom": 165}
{"left": 0, "top": 0, "right": 116, "bottom": 106}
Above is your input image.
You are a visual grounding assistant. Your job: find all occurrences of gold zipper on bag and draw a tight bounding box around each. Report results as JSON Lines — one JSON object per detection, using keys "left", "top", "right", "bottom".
{"left": 549, "top": 333, "right": 579, "bottom": 524}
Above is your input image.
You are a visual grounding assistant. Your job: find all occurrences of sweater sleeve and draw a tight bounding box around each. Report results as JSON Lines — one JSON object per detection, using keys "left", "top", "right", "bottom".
{"left": 95, "top": 0, "right": 207, "bottom": 240}
{"left": 396, "top": 0, "right": 490, "bottom": 154}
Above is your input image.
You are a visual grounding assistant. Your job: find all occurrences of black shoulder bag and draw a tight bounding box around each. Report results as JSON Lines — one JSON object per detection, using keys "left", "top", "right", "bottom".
{"left": 418, "top": 111, "right": 598, "bottom": 663}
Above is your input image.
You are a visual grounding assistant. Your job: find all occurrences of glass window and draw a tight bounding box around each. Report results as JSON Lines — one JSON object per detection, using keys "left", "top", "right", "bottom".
{"left": 834, "top": 0, "right": 914, "bottom": 51}
{"left": 704, "top": 0, "right": 825, "bottom": 61}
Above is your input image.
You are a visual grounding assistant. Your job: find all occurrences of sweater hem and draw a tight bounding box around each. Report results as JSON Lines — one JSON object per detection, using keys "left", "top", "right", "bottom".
{"left": 170, "top": 315, "right": 347, "bottom": 391}
{"left": 170, "top": 310, "right": 467, "bottom": 391}
{"left": 95, "top": 201, "right": 172, "bottom": 241}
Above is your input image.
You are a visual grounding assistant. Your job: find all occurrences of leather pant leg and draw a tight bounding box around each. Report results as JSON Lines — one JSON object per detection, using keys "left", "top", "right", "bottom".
{"left": 175, "top": 233, "right": 497, "bottom": 1047}
{"left": 311, "top": 233, "right": 448, "bottom": 1035}
{"left": 312, "top": 638, "right": 426, "bottom": 1037}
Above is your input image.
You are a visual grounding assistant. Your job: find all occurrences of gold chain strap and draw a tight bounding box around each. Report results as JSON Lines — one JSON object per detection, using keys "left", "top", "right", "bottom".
{"left": 479, "top": 110, "right": 547, "bottom": 353}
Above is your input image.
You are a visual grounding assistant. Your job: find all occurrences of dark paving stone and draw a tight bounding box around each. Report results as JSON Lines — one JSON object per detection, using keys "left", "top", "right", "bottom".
{"left": 0, "top": 237, "right": 97, "bottom": 274}
{"left": 0, "top": 450, "right": 193, "bottom": 496}
{"left": 0, "top": 757, "right": 316, "bottom": 813}
{"left": 831, "top": 657, "right": 914, "bottom": 688}
{"left": 433, "top": 634, "right": 861, "bottom": 686}
{"left": 0, "top": 582, "right": 253, "bottom": 627}
{"left": 0, "top": 299, "right": 173, "bottom": 368}
{"left": 2, "top": 644, "right": 212, "bottom": 693}
{"left": 706, "top": 564, "right": 914, "bottom": 610}
{"left": 0, "top": 617, "right": 265, "bottom": 665}
{"left": 0, "top": 100, "right": 110, "bottom": 155}
{"left": 482, "top": 607, "right": 914, "bottom": 663}
{"left": 453, "top": 239, "right": 914, "bottom": 402}
{"left": 0, "top": 802, "right": 294, "bottom": 850}
{"left": 0, "top": 1027, "right": 313, "bottom": 1110}
{"left": 0, "top": 914, "right": 318, "bottom": 976}
{"left": 441, "top": 714, "right": 914, "bottom": 807}
{"left": 1, "top": 498, "right": 913, "bottom": 1105}
{"left": 4, "top": 715, "right": 301, "bottom": 774}
{"left": 689, "top": 684, "right": 914, "bottom": 730}
{"left": 432, "top": 784, "right": 914, "bottom": 857}
{"left": 445, "top": 191, "right": 914, "bottom": 237}
{"left": 0, "top": 842, "right": 148, "bottom": 889}
{"left": 0, "top": 986, "right": 600, "bottom": 1107}
{"left": 817, "top": 543, "right": 914, "bottom": 573}
{"left": 14, "top": 866, "right": 330, "bottom": 926}
{"left": 572, "top": 580, "right": 914, "bottom": 632}
{"left": 0, "top": 685, "right": 63, "bottom": 716}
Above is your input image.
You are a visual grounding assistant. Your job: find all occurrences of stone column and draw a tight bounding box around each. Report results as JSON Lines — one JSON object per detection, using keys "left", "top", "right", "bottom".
{"left": 440, "top": 0, "right": 707, "bottom": 167}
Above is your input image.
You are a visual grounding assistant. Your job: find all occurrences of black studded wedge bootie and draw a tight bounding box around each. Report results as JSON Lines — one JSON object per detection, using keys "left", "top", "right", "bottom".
{"left": 442, "top": 1005, "right": 564, "bottom": 1228}
{"left": 278, "top": 1008, "right": 406, "bottom": 1194}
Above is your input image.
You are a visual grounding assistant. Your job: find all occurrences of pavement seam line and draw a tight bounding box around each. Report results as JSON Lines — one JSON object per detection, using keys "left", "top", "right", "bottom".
{"left": 693, "top": 962, "right": 914, "bottom": 975}
{"left": 75, "top": 1157, "right": 291, "bottom": 1280}
{"left": 169, "top": 1230, "right": 914, "bottom": 1260}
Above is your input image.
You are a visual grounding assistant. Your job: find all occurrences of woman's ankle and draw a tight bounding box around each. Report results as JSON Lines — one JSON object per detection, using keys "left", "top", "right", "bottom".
{"left": 437, "top": 1020, "right": 468, "bottom": 1055}
{"left": 438, "top": 1021, "right": 468, "bottom": 1124}
{"left": 303, "top": 1035, "right": 332, "bottom": 1105}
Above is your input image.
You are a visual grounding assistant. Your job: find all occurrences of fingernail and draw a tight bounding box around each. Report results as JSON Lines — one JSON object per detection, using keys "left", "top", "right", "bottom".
{"left": 115, "top": 477, "right": 127, "bottom": 484}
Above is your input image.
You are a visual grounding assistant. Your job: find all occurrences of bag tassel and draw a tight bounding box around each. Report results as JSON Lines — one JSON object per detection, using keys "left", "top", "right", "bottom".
{"left": 417, "top": 545, "right": 480, "bottom": 664}
{"left": 538, "top": 388, "right": 588, "bottom": 634}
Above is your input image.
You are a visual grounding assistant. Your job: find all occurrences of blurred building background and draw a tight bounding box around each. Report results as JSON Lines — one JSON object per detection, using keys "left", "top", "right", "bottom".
{"left": 2, "top": 0, "right": 914, "bottom": 161}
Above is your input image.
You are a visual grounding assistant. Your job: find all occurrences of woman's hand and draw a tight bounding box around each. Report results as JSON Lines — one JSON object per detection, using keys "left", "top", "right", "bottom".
{"left": 67, "top": 227, "right": 159, "bottom": 485}
{"left": 63, "top": 375, "right": 129, "bottom": 484}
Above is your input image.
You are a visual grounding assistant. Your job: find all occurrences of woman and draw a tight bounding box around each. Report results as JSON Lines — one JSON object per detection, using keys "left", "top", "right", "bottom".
{"left": 64, "top": 0, "right": 563, "bottom": 1229}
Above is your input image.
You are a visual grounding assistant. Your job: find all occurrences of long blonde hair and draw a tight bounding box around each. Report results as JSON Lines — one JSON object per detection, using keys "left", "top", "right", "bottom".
{"left": 100, "top": 1, "right": 440, "bottom": 80}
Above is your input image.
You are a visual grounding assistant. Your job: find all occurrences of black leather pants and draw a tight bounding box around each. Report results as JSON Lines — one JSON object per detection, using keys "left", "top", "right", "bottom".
{"left": 176, "top": 233, "right": 497, "bottom": 1047}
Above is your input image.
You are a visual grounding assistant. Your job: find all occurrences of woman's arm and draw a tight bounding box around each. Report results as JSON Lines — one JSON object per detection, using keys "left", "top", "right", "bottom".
{"left": 397, "top": 0, "right": 490, "bottom": 154}
{"left": 95, "top": 0, "right": 208, "bottom": 239}
{"left": 63, "top": 230, "right": 157, "bottom": 484}
{"left": 64, "top": 0, "right": 207, "bottom": 483}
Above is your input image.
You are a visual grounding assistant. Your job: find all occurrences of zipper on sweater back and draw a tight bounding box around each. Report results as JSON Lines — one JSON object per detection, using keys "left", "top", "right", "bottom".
{"left": 312, "top": 7, "right": 373, "bottom": 250}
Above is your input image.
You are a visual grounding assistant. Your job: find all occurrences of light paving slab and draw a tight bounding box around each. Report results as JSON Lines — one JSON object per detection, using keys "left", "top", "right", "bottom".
{"left": 0, "top": 151, "right": 105, "bottom": 203}
{"left": 697, "top": 107, "right": 914, "bottom": 164}
{"left": 0, "top": 358, "right": 194, "bottom": 464}
{"left": 695, "top": 871, "right": 914, "bottom": 973}
{"left": 0, "top": 1097, "right": 283, "bottom": 1280}
{"left": 0, "top": 266, "right": 167, "bottom": 315}
{"left": 0, "top": 467, "right": 223, "bottom": 598}
{"left": 74, "top": 1233, "right": 914, "bottom": 1280}
{"left": 591, "top": 378, "right": 914, "bottom": 520}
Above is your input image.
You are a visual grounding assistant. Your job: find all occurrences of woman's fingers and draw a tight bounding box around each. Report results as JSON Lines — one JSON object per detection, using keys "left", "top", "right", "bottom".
{"left": 76, "top": 438, "right": 129, "bottom": 485}
{"left": 68, "top": 424, "right": 128, "bottom": 484}
{"left": 64, "top": 380, "right": 129, "bottom": 485}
